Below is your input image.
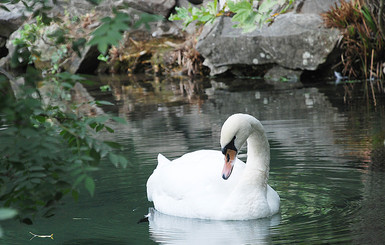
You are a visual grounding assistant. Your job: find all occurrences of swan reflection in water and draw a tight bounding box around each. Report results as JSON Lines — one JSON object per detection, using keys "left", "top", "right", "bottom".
{"left": 148, "top": 208, "right": 281, "bottom": 244}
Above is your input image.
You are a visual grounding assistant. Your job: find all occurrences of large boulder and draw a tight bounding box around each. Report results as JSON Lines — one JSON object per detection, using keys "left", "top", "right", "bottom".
{"left": 196, "top": 0, "right": 343, "bottom": 76}
{"left": 123, "top": 0, "right": 176, "bottom": 17}
{"left": 0, "top": 3, "right": 28, "bottom": 38}
{"left": 0, "top": 3, "right": 29, "bottom": 58}
{"left": 53, "top": 0, "right": 176, "bottom": 17}
{"left": 0, "top": 0, "right": 179, "bottom": 73}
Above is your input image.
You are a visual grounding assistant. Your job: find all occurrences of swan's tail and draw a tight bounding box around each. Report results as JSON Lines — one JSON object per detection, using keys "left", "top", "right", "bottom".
{"left": 147, "top": 154, "right": 170, "bottom": 201}
{"left": 157, "top": 153, "right": 170, "bottom": 167}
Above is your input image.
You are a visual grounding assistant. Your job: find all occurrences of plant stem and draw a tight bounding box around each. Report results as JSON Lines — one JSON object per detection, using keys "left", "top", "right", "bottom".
{"left": 370, "top": 49, "right": 377, "bottom": 106}
{"left": 379, "top": 0, "right": 385, "bottom": 39}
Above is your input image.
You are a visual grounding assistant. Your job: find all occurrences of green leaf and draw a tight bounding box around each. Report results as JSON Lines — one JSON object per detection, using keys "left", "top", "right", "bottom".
{"left": 95, "top": 123, "right": 104, "bottom": 132}
{"left": 111, "top": 116, "right": 127, "bottom": 124}
{"left": 169, "top": 7, "right": 189, "bottom": 21}
{"left": 85, "top": 0, "right": 104, "bottom": 5}
{"left": 169, "top": 6, "right": 195, "bottom": 29}
{"left": 84, "top": 176, "right": 95, "bottom": 196}
{"left": 88, "top": 11, "right": 131, "bottom": 54}
{"left": 118, "top": 155, "right": 128, "bottom": 168}
{"left": 361, "top": 6, "right": 377, "bottom": 32}
{"left": 34, "top": 115, "right": 46, "bottom": 123}
{"left": 30, "top": 178, "right": 42, "bottom": 184}
{"left": 29, "top": 166, "right": 46, "bottom": 171}
{"left": 104, "top": 141, "right": 121, "bottom": 149}
{"left": 56, "top": 72, "right": 85, "bottom": 82}
{"left": 95, "top": 100, "right": 114, "bottom": 106}
{"left": 109, "top": 152, "right": 119, "bottom": 167}
{"left": 47, "top": 28, "right": 67, "bottom": 44}
{"left": 73, "top": 174, "right": 86, "bottom": 187}
{"left": 72, "top": 189, "right": 79, "bottom": 201}
{"left": 72, "top": 38, "right": 87, "bottom": 57}
{"left": 29, "top": 172, "right": 47, "bottom": 178}
{"left": 0, "top": 208, "right": 17, "bottom": 220}
{"left": 100, "top": 84, "right": 111, "bottom": 91}
{"left": 133, "top": 12, "right": 164, "bottom": 30}
{"left": 105, "top": 126, "right": 114, "bottom": 133}
{"left": 108, "top": 152, "right": 127, "bottom": 168}
{"left": 97, "top": 54, "right": 109, "bottom": 62}
{"left": 0, "top": 4, "right": 10, "bottom": 12}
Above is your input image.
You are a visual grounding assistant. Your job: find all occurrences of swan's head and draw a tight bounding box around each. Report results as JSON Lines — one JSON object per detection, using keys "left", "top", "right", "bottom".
{"left": 220, "top": 114, "right": 257, "bottom": 180}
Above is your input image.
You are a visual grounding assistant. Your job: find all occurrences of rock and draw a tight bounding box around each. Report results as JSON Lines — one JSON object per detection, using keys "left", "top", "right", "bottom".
{"left": 63, "top": 45, "right": 101, "bottom": 74}
{"left": 54, "top": 0, "right": 176, "bottom": 17}
{"left": 298, "top": 0, "right": 348, "bottom": 14}
{"left": 196, "top": 11, "right": 341, "bottom": 76}
{"left": 264, "top": 66, "right": 303, "bottom": 90}
{"left": 123, "top": 0, "right": 176, "bottom": 17}
{"left": 0, "top": 3, "right": 28, "bottom": 38}
{"left": 0, "top": 2, "right": 28, "bottom": 59}
{"left": 0, "top": 28, "right": 21, "bottom": 69}
{"left": 70, "top": 82, "right": 104, "bottom": 116}
{"left": 0, "top": 37, "right": 7, "bottom": 58}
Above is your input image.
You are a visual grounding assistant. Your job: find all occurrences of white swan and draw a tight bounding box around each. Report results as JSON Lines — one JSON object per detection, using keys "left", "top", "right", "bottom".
{"left": 146, "top": 114, "right": 280, "bottom": 220}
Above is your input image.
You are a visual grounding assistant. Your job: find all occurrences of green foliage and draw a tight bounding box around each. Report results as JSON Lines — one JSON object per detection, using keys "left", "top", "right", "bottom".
{"left": 97, "top": 54, "right": 109, "bottom": 62}
{"left": 100, "top": 85, "right": 111, "bottom": 92}
{"left": 1, "top": 0, "right": 163, "bottom": 227}
{"left": 11, "top": 15, "right": 45, "bottom": 67}
{"left": 88, "top": 10, "right": 163, "bottom": 54}
{"left": 169, "top": 0, "right": 295, "bottom": 33}
{"left": 228, "top": 0, "right": 295, "bottom": 32}
{"left": 0, "top": 0, "right": 55, "bottom": 24}
{"left": 11, "top": 15, "right": 77, "bottom": 73}
{"left": 133, "top": 12, "right": 164, "bottom": 30}
{"left": 169, "top": 0, "right": 218, "bottom": 29}
{"left": 228, "top": 0, "right": 260, "bottom": 32}
{"left": 323, "top": 0, "right": 385, "bottom": 80}
{"left": 0, "top": 69, "right": 128, "bottom": 222}
{"left": 88, "top": 12, "right": 131, "bottom": 54}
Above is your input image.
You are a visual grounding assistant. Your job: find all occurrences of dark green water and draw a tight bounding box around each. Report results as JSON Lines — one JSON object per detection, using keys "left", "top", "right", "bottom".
{"left": 2, "top": 76, "right": 385, "bottom": 244}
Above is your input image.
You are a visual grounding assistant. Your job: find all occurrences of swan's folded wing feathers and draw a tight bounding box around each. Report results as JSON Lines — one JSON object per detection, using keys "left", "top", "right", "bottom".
{"left": 157, "top": 153, "right": 171, "bottom": 167}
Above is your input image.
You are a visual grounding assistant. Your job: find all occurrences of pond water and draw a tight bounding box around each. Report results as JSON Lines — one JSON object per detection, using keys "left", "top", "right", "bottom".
{"left": 3, "top": 76, "right": 385, "bottom": 244}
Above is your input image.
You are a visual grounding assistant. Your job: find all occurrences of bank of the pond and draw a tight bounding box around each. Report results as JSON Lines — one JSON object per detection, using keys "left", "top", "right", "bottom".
{"left": 1, "top": 0, "right": 384, "bottom": 89}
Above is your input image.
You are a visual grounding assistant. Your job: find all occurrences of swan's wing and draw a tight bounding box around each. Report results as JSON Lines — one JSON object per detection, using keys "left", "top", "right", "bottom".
{"left": 146, "top": 150, "right": 245, "bottom": 218}
{"left": 146, "top": 154, "right": 171, "bottom": 201}
{"left": 267, "top": 185, "right": 280, "bottom": 215}
{"left": 147, "top": 151, "right": 222, "bottom": 201}
{"left": 157, "top": 153, "right": 170, "bottom": 167}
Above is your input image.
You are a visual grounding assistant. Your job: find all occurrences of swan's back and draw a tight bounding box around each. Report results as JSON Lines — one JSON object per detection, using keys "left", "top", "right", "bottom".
{"left": 146, "top": 150, "right": 244, "bottom": 219}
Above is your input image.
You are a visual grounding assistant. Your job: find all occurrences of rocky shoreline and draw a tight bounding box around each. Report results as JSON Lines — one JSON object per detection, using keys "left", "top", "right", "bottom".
{"left": 0, "top": 0, "right": 345, "bottom": 82}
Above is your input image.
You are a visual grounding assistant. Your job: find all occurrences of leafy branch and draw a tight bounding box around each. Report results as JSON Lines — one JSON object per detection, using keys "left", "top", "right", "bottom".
{"left": 169, "top": 0, "right": 218, "bottom": 29}
{"left": 88, "top": 12, "right": 131, "bottom": 54}
{"left": 168, "top": 0, "right": 295, "bottom": 33}
{"left": 88, "top": 10, "right": 163, "bottom": 54}
{"left": 0, "top": 0, "right": 163, "bottom": 228}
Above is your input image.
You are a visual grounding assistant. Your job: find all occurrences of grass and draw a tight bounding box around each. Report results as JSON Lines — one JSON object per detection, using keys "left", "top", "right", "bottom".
{"left": 322, "top": 0, "right": 385, "bottom": 104}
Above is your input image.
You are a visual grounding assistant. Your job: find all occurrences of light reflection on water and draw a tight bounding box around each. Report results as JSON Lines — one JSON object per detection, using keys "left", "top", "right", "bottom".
{"left": 149, "top": 208, "right": 280, "bottom": 244}
{"left": 2, "top": 76, "right": 385, "bottom": 244}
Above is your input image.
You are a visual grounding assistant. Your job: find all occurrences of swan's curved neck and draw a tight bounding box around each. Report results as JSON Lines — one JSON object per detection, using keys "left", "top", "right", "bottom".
{"left": 243, "top": 127, "right": 270, "bottom": 188}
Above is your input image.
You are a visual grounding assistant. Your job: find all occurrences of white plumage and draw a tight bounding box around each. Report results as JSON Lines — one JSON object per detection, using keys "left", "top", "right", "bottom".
{"left": 146, "top": 114, "right": 280, "bottom": 220}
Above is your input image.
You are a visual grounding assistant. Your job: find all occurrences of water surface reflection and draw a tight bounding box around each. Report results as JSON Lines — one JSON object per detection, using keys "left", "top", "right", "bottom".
{"left": 149, "top": 208, "right": 280, "bottom": 244}
{"left": 2, "top": 75, "right": 385, "bottom": 244}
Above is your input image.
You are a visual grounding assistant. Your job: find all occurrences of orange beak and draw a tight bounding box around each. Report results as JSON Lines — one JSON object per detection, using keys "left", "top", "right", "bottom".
{"left": 222, "top": 149, "right": 237, "bottom": 180}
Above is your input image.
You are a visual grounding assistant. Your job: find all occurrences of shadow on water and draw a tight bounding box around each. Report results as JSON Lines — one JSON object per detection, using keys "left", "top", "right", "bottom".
{"left": 2, "top": 74, "right": 385, "bottom": 244}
